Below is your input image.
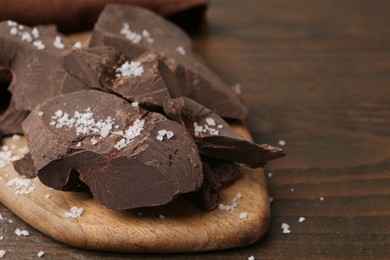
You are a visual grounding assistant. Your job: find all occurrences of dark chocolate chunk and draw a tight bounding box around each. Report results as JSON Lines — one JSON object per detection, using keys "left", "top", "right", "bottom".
{"left": 64, "top": 46, "right": 182, "bottom": 108}
{"left": 89, "top": 4, "right": 248, "bottom": 120}
{"left": 12, "top": 152, "right": 37, "bottom": 178}
{"left": 185, "top": 157, "right": 242, "bottom": 211}
{"left": 0, "top": 21, "right": 86, "bottom": 135}
{"left": 21, "top": 90, "right": 203, "bottom": 210}
{"left": 164, "top": 96, "right": 286, "bottom": 168}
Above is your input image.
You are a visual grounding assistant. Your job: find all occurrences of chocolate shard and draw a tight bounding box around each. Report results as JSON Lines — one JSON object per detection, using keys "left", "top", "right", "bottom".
{"left": 164, "top": 96, "right": 286, "bottom": 168}
{"left": 12, "top": 152, "right": 37, "bottom": 178}
{"left": 20, "top": 90, "right": 203, "bottom": 210}
{"left": 89, "top": 4, "right": 248, "bottom": 120}
{"left": 64, "top": 46, "right": 182, "bottom": 108}
{"left": 0, "top": 21, "right": 86, "bottom": 135}
{"left": 185, "top": 157, "right": 242, "bottom": 211}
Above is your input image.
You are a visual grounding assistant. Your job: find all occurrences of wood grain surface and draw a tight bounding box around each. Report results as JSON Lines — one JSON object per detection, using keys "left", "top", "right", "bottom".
{"left": 1, "top": 0, "right": 390, "bottom": 259}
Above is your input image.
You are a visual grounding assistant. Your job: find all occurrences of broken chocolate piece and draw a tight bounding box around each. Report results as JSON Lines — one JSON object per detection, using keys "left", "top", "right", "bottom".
{"left": 164, "top": 96, "right": 286, "bottom": 168}
{"left": 64, "top": 46, "right": 182, "bottom": 108}
{"left": 21, "top": 90, "right": 203, "bottom": 210}
{"left": 0, "top": 21, "right": 87, "bottom": 135}
{"left": 185, "top": 157, "right": 242, "bottom": 211}
{"left": 89, "top": 4, "right": 248, "bottom": 120}
{"left": 12, "top": 153, "right": 37, "bottom": 178}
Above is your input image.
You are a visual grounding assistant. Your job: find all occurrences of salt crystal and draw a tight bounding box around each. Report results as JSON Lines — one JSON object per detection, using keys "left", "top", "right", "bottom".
{"left": 53, "top": 36, "right": 65, "bottom": 49}
{"left": 176, "top": 46, "right": 186, "bottom": 55}
{"left": 248, "top": 256, "right": 255, "bottom": 260}
{"left": 31, "top": 27, "right": 39, "bottom": 38}
{"left": 320, "top": 197, "right": 324, "bottom": 201}
{"left": 45, "top": 194, "right": 51, "bottom": 199}
{"left": 156, "top": 135, "right": 163, "bottom": 141}
{"left": 166, "top": 131, "right": 174, "bottom": 139}
{"left": 21, "top": 31, "right": 32, "bottom": 42}
{"left": 239, "top": 212, "right": 249, "bottom": 219}
{"left": 7, "top": 20, "right": 17, "bottom": 27}
{"left": 281, "top": 223, "right": 291, "bottom": 234}
{"left": 131, "top": 101, "right": 139, "bottom": 107}
{"left": 158, "top": 130, "right": 168, "bottom": 136}
{"left": 18, "top": 25, "right": 24, "bottom": 30}
{"left": 73, "top": 41, "right": 82, "bottom": 49}
{"left": 278, "top": 140, "right": 286, "bottom": 146}
{"left": 232, "top": 83, "right": 242, "bottom": 95}
{"left": 15, "top": 228, "right": 29, "bottom": 236}
{"left": 19, "top": 146, "right": 29, "bottom": 155}
{"left": 10, "top": 27, "right": 18, "bottom": 35}
{"left": 91, "top": 138, "right": 98, "bottom": 145}
{"left": 267, "top": 172, "right": 273, "bottom": 178}
{"left": 299, "top": 217, "right": 305, "bottom": 223}
{"left": 120, "top": 23, "right": 142, "bottom": 44}
{"left": 37, "top": 251, "right": 45, "bottom": 257}
{"left": 290, "top": 188, "right": 294, "bottom": 192}
{"left": 205, "top": 117, "right": 216, "bottom": 126}
{"left": 64, "top": 206, "right": 84, "bottom": 219}
{"left": 12, "top": 134, "right": 21, "bottom": 141}
{"left": 37, "top": 111, "right": 44, "bottom": 117}
{"left": 0, "top": 250, "right": 6, "bottom": 258}
{"left": 116, "top": 61, "right": 144, "bottom": 77}
{"left": 0, "top": 236, "right": 3, "bottom": 240}
{"left": 159, "top": 214, "right": 165, "bottom": 219}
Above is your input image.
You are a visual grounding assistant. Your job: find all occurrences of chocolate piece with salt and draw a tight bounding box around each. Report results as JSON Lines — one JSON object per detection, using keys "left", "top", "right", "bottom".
{"left": 21, "top": 90, "right": 203, "bottom": 210}
{"left": 64, "top": 46, "right": 181, "bottom": 108}
{"left": 185, "top": 157, "right": 241, "bottom": 211}
{"left": 89, "top": 4, "right": 248, "bottom": 120}
{"left": 164, "top": 96, "right": 286, "bottom": 168}
{"left": 0, "top": 21, "right": 86, "bottom": 135}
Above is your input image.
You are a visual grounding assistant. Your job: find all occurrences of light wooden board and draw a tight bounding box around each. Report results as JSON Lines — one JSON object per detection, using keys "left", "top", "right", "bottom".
{"left": 0, "top": 125, "right": 270, "bottom": 252}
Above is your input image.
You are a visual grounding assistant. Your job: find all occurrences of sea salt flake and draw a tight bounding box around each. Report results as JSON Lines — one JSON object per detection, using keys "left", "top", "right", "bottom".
{"left": 232, "top": 83, "right": 242, "bottom": 95}
{"left": 53, "top": 36, "right": 65, "bottom": 49}
{"left": 15, "top": 228, "right": 29, "bottom": 236}
{"left": 37, "top": 251, "right": 45, "bottom": 257}
{"left": 281, "top": 223, "right": 291, "bottom": 233}
{"left": 73, "top": 41, "right": 82, "bottom": 49}
{"left": 91, "top": 138, "right": 98, "bottom": 145}
{"left": 299, "top": 217, "right": 306, "bottom": 223}
{"left": 64, "top": 206, "right": 84, "bottom": 219}
{"left": 12, "top": 134, "right": 21, "bottom": 141}
{"left": 320, "top": 197, "right": 324, "bottom": 201}
{"left": 278, "top": 140, "right": 286, "bottom": 146}
{"left": 176, "top": 46, "right": 186, "bottom": 55}
{"left": 21, "top": 31, "right": 32, "bottom": 42}
{"left": 156, "top": 135, "right": 163, "bottom": 141}
{"left": 159, "top": 214, "right": 166, "bottom": 219}
{"left": 45, "top": 194, "right": 51, "bottom": 199}
{"left": 248, "top": 256, "right": 255, "bottom": 260}
{"left": 131, "top": 101, "right": 139, "bottom": 107}
{"left": 158, "top": 130, "right": 168, "bottom": 136}
{"left": 166, "top": 131, "right": 174, "bottom": 139}
{"left": 10, "top": 27, "right": 18, "bottom": 35}
{"left": 205, "top": 117, "right": 216, "bottom": 126}
{"left": 120, "top": 23, "right": 142, "bottom": 44}
{"left": 0, "top": 250, "right": 6, "bottom": 258}
{"left": 33, "top": 40, "right": 45, "bottom": 50}
{"left": 7, "top": 20, "right": 17, "bottom": 27}
{"left": 31, "top": 27, "right": 39, "bottom": 38}
{"left": 116, "top": 61, "right": 144, "bottom": 77}
{"left": 240, "top": 212, "right": 249, "bottom": 219}
{"left": 37, "top": 111, "right": 44, "bottom": 117}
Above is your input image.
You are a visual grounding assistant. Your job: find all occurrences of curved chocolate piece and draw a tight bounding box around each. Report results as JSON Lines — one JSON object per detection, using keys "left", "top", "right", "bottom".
{"left": 64, "top": 46, "right": 181, "bottom": 108}
{"left": 89, "top": 4, "right": 248, "bottom": 120}
{"left": 164, "top": 96, "right": 286, "bottom": 168}
{"left": 21, "top": 90, "right": 203, "bottom": 210}
{"left": 0, "top": 21, "right": 86, "bottom": 135}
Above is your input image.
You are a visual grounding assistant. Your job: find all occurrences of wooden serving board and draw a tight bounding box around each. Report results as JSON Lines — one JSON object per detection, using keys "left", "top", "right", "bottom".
{"left": 0, "top": 125, "right": 270, "bottom": 252}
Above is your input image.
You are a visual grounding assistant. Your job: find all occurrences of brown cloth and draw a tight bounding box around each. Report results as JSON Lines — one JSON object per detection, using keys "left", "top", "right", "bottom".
{"left": 0, "top": 0, "right": 208, "bottom": 34}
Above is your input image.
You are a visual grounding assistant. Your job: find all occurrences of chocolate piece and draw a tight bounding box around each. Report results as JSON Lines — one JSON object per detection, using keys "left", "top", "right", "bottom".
{"left": 185, "top": 157, "right": 242, "bottom": 211}
{"left": 164, "top": 96, "right": 286, "bottom": 168}
{"left": 0, "top": 21, "right": 87, "bottom": 135}
{"left": 89, "top": 4, "right": 248, "bottom": 120}
{"left": 21, "top": 90, "right": 203, "bottom": 210}
{"left": 0, "top": 0, "right": 208, "bottom": 34}
{"left": 12, "top": 153, "right": 37, "bottom": 178}
{"left": 64, "top": 46, "right": 181, "bottom": 108}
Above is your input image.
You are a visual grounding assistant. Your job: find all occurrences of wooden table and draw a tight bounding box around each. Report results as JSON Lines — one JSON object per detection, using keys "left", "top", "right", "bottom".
{"left": 1, "top": 0, "right": 389, "bottom": 259}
